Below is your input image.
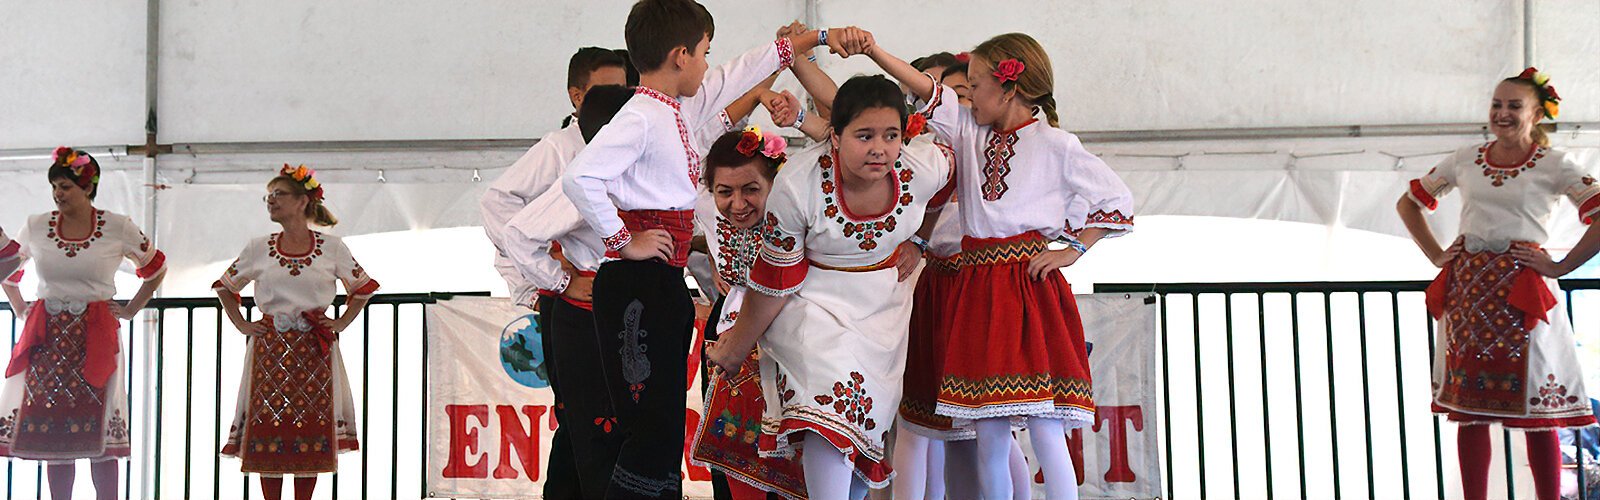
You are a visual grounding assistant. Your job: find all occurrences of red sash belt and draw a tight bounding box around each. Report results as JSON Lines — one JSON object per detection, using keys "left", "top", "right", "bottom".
{"left": 5, "top": 301, "right": 119, "bottom": 388}
{"left": 605, "top": 209, "right": 695, "bottom": 267}
{"left": 1425, "top": 244, "right": 1557, "bottom": 332}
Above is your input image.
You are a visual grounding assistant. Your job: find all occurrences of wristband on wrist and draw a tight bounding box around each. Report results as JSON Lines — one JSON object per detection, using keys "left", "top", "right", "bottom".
{"left": 908, "top": 235, "right": 929, "bottom": 253}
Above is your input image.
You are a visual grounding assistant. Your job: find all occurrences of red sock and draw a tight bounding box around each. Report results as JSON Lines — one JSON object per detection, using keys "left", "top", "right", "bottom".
{"left": 1458, "top": 425, "right": 1492, "bottom": 500}
{"left": 260, "top": 477, "right": 284, "bottom": 500}
{"left": 293, "top": 476, "right": 318, "bottom": 500}
{"left": 1525, "top": 430, "right": 1562, "bottom": 500}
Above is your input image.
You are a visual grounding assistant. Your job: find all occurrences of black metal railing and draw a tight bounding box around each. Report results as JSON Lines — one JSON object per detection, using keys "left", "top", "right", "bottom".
{"left": 4, "top": 281, "right": 1598, "bottom": 499}
{"left": 0, "top": 292, "right": 472, "bottom": 500}
{"left": 1097, "top": 280, "right": 1600, "bottom": 500}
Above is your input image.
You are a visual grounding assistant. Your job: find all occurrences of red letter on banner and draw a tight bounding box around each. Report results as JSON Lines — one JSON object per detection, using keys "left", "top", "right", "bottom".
{"left": 683, "top": 408, "right": 713, "bottom": 481}
{"left": 1094, "top": 405, "right": 1143, "bottom": 483}
{"left": 493, "top": 405, "right": 549, "bottom": 481}
{"left": 443, "top": 405, "right": 489, "bottom": 478}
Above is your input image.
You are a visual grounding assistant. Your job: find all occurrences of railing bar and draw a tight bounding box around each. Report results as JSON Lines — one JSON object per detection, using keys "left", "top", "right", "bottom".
{"left": 362, "top": 306, "right": 371, "bottom": 500}
{"left": 183, "top": 307, "right": 195, "bottom": 499}
{"left": 1223, "top": 293, "right": 1242, "bottom": 497}
{"left": 1390, "top": 291, "right": 1412, "bottom": 499}
{"left": 421, "top": 303, "right": 432, "bottom": 499}
{"left": 154, "top": 308, "right": 166, "bottom": 500}
{"left": 1324, "top": 292, "right": 1342, "bottom": 500}
{"left": 1428, "top": 314, "right": 1444, "bottom": 498}
{"left": 8, "top": 312, "right": 15, "bottom": 500}
{"left": 392, "top": 303, "right": 401, "bottom": 498}
{"left": 1159, "top": 294, "right": 1175, "bottom": 500}
{"left": 1193, "top": 294, "right": 1209, "bottom": 499}
{"left": 332, "top": 303, "right": 343, "bottom": 500}
{"left": 1503, "top": 429, "right": 1516, "bottom": 499}
{"left": 1256, "top": 292, "right": 1275, "bottom": 500}
{"left": 1357, "top": 293, "right": 1376, "bottom": 499}
{"left": 1291, "top": 292, "right": 1309, "bottom": 500}
{"left": 213, "top": 308, "right": 224, "bottom": 500}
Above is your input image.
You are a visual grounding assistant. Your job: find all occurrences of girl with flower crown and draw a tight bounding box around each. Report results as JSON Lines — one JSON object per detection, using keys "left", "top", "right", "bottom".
{"left": 214, "top": 165, "right": 379, "bottom": 500}
{"left": 1398, "top": 68, "right": 1599, "bottom": 500}
{"left": 860, "top": 32, "right": 1135, "bottom": 500}
{"left": 689, "top": 126, "right": 810, "bottom": 500}
{"left": 705, "top": 74, "right": 954, "bottom": 499}
{"left": 0, "top": 147, "right": 165, "bottom": 500}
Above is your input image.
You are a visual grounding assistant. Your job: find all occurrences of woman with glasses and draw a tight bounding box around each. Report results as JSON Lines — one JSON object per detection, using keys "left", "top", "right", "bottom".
{"left": 215, "top": 165, "right": 378, "bottom": 500}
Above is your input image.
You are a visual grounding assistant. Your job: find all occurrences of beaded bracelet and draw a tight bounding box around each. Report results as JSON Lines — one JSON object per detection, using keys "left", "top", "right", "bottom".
{"left": 1064, "top": 238, "right": 1088, "bottom": 255}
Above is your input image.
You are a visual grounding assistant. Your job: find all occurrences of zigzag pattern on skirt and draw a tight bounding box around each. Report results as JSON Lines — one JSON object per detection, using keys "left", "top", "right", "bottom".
{"left": 960, "top": 238, "right": 1048, "bottom": 267}
{"left": 939, "top": 372, "right": 1093, "bottom": 405}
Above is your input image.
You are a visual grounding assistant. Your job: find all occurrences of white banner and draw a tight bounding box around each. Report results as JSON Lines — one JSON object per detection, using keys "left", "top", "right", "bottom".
{"left": 423, "top": 296, "right": 713, "bottom": 499}
{"left": 423, "top": 293, "right": 1159, "bottom": 499}
{"left": 1015, "top": 292, "right": 1164, "bottom": 499}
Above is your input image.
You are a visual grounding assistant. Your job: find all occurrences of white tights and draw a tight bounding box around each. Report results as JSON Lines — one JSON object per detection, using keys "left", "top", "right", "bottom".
{"left": 803, "top": 434, "right": 869, "bottom": 500}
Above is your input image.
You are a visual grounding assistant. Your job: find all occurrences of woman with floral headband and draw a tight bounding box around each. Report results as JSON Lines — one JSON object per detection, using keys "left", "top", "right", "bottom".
{"left": 215, "top": 165, "right": 379, "bottom": 500}
{"left": 1398, "top": 68, "right": 1599, "bottom": 500}
{"left": 689, "top": 126, "right": 808, "bottom": 500}
{"left": 0, "top": 147, "right": 165, "bottom": 500}
{"left": 864, "top": 32, "right": 1135, "bottom": 500}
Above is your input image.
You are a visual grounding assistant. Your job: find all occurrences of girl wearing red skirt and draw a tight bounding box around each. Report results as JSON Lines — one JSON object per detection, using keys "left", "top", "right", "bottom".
{"left": 1, "top": 147, "right": 166, "bottom": 500}
{"left": 868, "top": 33, "right": 1135, "bottom": 500}
{"left": 216, "top": 166, "right": 379, "bottom": 500}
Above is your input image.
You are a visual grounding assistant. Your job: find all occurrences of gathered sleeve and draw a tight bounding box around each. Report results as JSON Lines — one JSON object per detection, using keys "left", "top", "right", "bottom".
{"left": 914, "top": 73, "right": 979, "bottom": 152}
{"left": 118, "top": 216, "right": 166, "bottom": 281}
{"left": 1060, "top": 133, "right": 1134, "bottom": 240}
{"left": 212, "top": 239, "right": 263, "bottom": 301}
{"left": 503, "top": 187, "right": 588, "bottom": 294}
{"left": 746, "top": 166, "right": 812, "bottom": 297}
{"left": 562, "top": 107, "right": 651, "bottom": 250}
{"left": 331, "top": 238, "right": 380, "bottom": 300}
{"left": 1406, "top": 150, "right": 1461, "bottom": 211}
{"left": 1558, "top": 155, "right": 1600, "bottom": 224}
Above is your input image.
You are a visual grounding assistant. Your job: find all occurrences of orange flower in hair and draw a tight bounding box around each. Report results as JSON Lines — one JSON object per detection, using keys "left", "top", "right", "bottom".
{"left": 279, "top": 163, "right": 325, "bottom": 200}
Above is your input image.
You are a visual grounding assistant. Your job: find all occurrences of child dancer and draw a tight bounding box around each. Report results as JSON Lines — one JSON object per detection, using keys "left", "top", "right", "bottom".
{"left": 706, "top": 74, "right": 956, "bottom": 500}
{"left": 560, "top": 1, "right": 841, "bottom": 495}
{"left": 863, "top": 32, "right": 1136, "bottom": 500}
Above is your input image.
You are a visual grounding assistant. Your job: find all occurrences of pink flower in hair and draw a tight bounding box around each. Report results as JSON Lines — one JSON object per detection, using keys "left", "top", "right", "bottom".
{"left": 760, "top": 133, "right": 787, "bottom": 159}
{"left": 993, "top": 59, "right": 1025, "bottom": 83}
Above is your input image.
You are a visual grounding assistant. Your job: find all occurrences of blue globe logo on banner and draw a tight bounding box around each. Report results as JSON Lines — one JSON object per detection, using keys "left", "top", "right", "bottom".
{"left": 499, "top": 314, "right": 550, "bottom": 388}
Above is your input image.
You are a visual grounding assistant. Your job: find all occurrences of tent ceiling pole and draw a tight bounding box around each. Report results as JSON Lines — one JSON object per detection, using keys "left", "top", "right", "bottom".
{"left": 139, "top": 0, "right": 160, "bottom": 496}
{"left": 1523, "top": 0, "right": 1535, "bottom": 68}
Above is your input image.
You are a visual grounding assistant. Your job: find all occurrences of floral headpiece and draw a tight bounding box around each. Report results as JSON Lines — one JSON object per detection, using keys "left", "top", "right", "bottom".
{"left": 954, "top": 52, "right": 971, "bottom": 64}
{"left": 280, "top": 164, "right": 324, "bottom": 200}
{"left": 1515, "top": 67, "right": 1562, "bottom": 119}
{"left": 51, "top": 146, "right": 98, "bottom": 191}
{"left": 993, "top": 58, "right": 1025, "bottom": 84}
{"left": 734, "top": 125, "right": 787, "bottom": 168}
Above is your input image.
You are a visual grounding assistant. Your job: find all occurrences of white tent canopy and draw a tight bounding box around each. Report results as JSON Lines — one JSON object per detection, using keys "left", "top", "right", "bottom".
{"left": 5, "top": 0, "right": 1600, "bottom": 295}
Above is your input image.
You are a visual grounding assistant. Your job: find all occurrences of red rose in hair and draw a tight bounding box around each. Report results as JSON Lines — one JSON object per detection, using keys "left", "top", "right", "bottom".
{"left": 1519, "top": 67, "right": 1539, "bottom": 80}
{"left": 735, "top": 131, "right": 761, "bottom": 156}
{"left": 955, "top": 52, "right": 971, "bottom": 63}
{"left": 904, "top": 114, "right": 927, "bottom": 143}
{"left": 994, "top": 59, "right": 1025, "bottom": 83}
{"left": 1546, "top": 85, "right": 1560, "bottom": 101}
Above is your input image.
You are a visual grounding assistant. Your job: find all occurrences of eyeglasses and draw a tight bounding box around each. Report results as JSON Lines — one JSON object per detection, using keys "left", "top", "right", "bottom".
{"left": 263, "top": 191, "right": 300, "bottom": 202}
